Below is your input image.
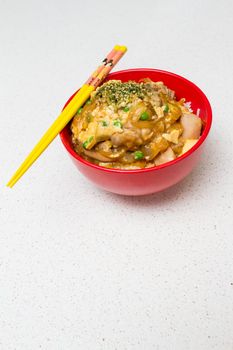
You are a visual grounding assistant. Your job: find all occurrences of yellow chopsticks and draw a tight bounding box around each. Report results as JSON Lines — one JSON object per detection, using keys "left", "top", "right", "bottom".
{"left": 7, "top": 45, "right": 127, "bottom": 188}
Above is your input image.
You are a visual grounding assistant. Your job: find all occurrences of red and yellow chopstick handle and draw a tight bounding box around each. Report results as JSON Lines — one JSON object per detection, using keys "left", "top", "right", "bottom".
{"left": 85, "top": 45, "right": 127, "bottom": 87}
{"left": 61, "top": 45, "right": 127, "bottom": 118}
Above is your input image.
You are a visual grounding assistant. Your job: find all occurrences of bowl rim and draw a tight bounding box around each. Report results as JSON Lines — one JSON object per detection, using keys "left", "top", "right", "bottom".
{"left": 60, "top": 68, "right": 212, "bottom": 174}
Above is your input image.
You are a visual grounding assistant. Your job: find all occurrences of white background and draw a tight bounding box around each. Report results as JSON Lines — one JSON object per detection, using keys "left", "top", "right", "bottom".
{"left": 0, "top": 0, "right": 233, "bottom": 349}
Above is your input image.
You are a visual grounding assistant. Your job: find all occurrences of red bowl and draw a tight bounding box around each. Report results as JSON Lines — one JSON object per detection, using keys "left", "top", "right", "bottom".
{"left": 60, "top": 69, "right": 212, "bottom": 196}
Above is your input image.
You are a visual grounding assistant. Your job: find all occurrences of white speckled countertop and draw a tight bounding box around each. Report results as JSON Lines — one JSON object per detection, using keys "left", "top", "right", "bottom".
{"left": 1, "top": 0, "right": 233, "bottom": 349}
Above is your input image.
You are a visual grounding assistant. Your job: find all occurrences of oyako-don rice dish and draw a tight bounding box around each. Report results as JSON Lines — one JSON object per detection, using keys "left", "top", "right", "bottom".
{"left": 70, "top": 79, "right": 203, "bottom": 169}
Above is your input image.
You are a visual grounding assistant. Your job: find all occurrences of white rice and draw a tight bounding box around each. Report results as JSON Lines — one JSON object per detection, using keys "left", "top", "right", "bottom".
{"left": 184, "top": 102, "right": 200, "bottom": 117}
{"left": 184, "top": 101, "right": 193, "bottom": 112}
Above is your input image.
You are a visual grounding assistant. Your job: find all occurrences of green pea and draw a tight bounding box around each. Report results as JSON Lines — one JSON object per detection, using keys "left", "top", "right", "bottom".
{"left": 164, "top": 104, "right": 169, "bottom": 113}
{"left": 134, "top": 151, "right": 144, "bottom": 160}
{"left": 139, "top": 111, "right": 149, "bottom": 121}
{"left": 77, "top": 107, "right": 83, "bottom": 114}
{"left": 113, "top": 120, "right": 122, "bottom": 128}
{"left": 86, "top": 99, "right": 91, "bottom": 105}
{"left": 101, "top": 120, "right": 108, "bottom": 127}
{"left": 123, "top": 106, "right": 130, "bottom": 112}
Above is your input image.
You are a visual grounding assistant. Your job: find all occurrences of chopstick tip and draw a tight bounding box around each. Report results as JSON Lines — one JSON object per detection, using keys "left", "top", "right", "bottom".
{"left": 6, "top": 179, "right": 14, "bottom": 188}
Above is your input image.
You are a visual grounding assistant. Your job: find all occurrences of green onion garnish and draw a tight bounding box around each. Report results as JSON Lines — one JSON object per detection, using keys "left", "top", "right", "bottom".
{"left": 77, "top": 107, "right": 83, "bottom": 114}
{"left": 164, "top": 104, "right": 169, "bottom": 113}
{"left": 82, "top": 136, "right": 94, "bottom": 149}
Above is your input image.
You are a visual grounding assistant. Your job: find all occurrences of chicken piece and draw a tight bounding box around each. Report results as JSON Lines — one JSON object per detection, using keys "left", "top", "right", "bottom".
{"left": 111, "top": 129, "right": 142, "bottom": 149}
{"left": 95, "top": 140, "right": 112, "bottom": 154}
{"left": 181, "top": 139, "right": 198, "bottom": 155}
{"left": 141, "top": 128, "right": 154, "bottom": 142}
{"left": 154, "top": 147, "right": 176, "bottom": 166}
{"left": 180, "top": 113, "right": 202, "bottom": 139}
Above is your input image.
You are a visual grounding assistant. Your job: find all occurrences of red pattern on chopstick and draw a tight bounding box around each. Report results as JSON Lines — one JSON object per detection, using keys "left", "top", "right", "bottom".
{"left": 85, "top": 48, "right": 125, "bottom": 88}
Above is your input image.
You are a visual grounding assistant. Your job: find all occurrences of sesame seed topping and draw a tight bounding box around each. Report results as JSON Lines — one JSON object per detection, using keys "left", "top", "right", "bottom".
{"left": 94, "top": 80, "right": 149, "bottom": 107}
